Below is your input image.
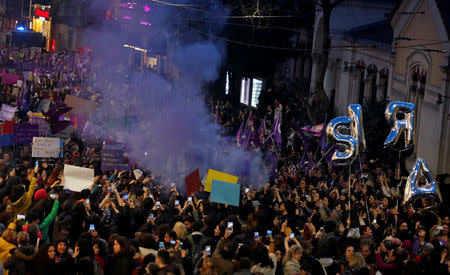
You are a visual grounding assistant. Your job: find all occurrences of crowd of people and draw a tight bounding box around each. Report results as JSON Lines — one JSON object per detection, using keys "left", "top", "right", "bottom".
{"left": 0, "top": 44, "right": 448, "bottom": 275}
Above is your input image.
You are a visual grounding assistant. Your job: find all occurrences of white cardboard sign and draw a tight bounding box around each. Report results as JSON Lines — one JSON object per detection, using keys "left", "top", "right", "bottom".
{"left": 32, "top": 137, "right": 61, "bottom": 158}
{"left": 63, "top": 164, "right": 94, "bottom": 192}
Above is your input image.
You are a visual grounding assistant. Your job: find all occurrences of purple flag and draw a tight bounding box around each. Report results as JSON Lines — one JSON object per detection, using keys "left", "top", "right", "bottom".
{"left": 235, "top": 121, "right": 244, "bottom": 144}
{"left": 293, "top": 119, "right": 313, "bottom": 169}
{"left": 258, "top": 115, "right": 267, "bottom": 145}
{"left": 323, "top": 144, "right": 337, "bottom": 166}
{"left": 305, "top": 153, "right": 314, "bottom": 176}
{"left": 319, "top": 115, "right": 337, "bottom": 165}
{"left": 43, "top": 103, "right": 73, "bottom": 134}
{"left": 319, "top": 114, "right": 328, "bottom": 150}
{"left": 243, "top": 111, "right": 254, "bottom": 133}
{"left": 264, "top": 136, "right": 279, "bottom": 179}
{"left": 298, "top": 130, "right": 311, "bottom": 169}
{"left": 239, "top": 112, "right": 256, "bottom": 149}
{"left": 272, "top": 113, "right": 282, "bottom": 146}
{"left": 301, "top": 123, "right": 325, "bottom": 137}
{"left": 239, "top": 125, "right": 252, "bottom": 149}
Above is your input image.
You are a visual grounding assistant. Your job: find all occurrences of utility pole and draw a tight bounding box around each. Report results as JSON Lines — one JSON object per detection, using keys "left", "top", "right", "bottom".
{"left": 28, "top": 0, "right": 33, "bottom": 30}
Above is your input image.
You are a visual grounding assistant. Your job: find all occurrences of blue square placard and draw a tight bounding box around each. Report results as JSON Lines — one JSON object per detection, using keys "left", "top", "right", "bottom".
{"left": 210, "top": 180, "right": 240, "bottom": 207}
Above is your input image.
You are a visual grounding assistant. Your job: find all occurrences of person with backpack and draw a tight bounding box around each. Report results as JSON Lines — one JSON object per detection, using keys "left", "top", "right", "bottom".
{"left": 186, "top": 221, "right": 208, "bottom": 259}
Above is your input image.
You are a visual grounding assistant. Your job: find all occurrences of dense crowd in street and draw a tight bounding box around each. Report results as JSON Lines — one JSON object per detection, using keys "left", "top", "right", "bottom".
{"left": 0, "top": 45, "right": 448, "bottom": 275}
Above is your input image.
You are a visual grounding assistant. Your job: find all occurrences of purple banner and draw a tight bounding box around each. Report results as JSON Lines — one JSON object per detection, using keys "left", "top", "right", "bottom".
{"left": 101, "top": 144, "right": 131, "bottom": 171}
{"left": 0, "top": 104, "right": 17, "bottom": 121}
{"left": 14, "top": 124, "right": 39, "bottom": 145}
{"left": 1, "top": 71, "right": 20, "bottom": 85}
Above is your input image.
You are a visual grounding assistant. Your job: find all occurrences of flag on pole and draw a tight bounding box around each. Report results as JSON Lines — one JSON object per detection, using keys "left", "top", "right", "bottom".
{"left": 243, "top": 111, "right": 254, "bottom": 134}
{"left": 239, "top": 112, "right": 256, "bottom": 149}
{"left": 235, "top": 121, "right": 244, "bottom": 144}
{"left": 272, "top": 113, "right": 282, "bottom": 146}
{"left": 265, "top": 136, "right": 279, "bottom": 179}
{"left": 319, "top": 114, "right": 336, "bottom": 165}
{"left": 258, "top": 115, "right": 267, "bottom": 145}
{"left": 305, "top": 153, "right": 314, "bottom": 176}
{"left": 298, "top": 129, "right": 311, "bottom": 169}
{"left": 240, "top": 124, "right": 254, "bottom": 149}
{"left": 301, "top": 123, "right": 325, "bottom": 137}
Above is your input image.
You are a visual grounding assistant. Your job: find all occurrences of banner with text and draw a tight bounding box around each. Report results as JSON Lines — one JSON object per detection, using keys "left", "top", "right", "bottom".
{"left": 14, "top": 124, "right": 39, "bottom": 145}
{"left": 0, "top": 104, "right": 17, "bottom": 121}
{"left": 28, "top": 113, "right": 49, "bottom": 136}
{"left": 101, "top": 143, "right": 131, "bottom": 171}
{"left": 32, "top": 137, "right": 61, "bottom": 158}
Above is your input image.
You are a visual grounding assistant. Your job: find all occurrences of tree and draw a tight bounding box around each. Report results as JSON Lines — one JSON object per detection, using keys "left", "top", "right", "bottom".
{"left": 307, "top": 0, "right": 345, "bottom": 125}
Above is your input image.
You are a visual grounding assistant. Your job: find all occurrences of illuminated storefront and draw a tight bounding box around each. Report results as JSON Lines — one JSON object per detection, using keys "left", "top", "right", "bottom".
{"left": 32, "top": 5, "right": 52, "bottom": 51}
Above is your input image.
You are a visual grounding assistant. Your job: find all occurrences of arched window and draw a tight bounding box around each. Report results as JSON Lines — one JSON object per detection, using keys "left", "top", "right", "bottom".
{"left": 406, "top": 50, "right": 430, "bottom": 156}
{"left": 367, "top": 64, "right": 378, "bottom": 103}
{"left": 356, "top": 60, "right": 366, "bottom": 105}
{"left": 379, "top": 68, "right": 389, "bottom": 101}
{"left": 408, "top": 64, "right": 428, "bottom": 155}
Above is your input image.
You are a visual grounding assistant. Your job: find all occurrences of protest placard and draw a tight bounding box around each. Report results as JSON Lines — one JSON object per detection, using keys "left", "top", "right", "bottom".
{"left": 185, "top": 168, "right": 201, "bottom": 196}
{"left": 14, "top": 124, "right": 39, "bottom": 145}
{"left": 204, "top": 169, "right": 238, "bottom": 192}
{"left": 63, "top": 164, "right": 94, "bottom": 192}
{"left": 0, "top": 104, "right": 17, "bottom": 121}
{"left": 28, "top": 113, "right": 49, "bottom": 136}
{"left": 32, "top": 137, "right": 61, "bottom": 158}
{"left": 101, "top": 144, "right": 131, "bottom": 171}
{"left": 210, "top": 180, "right": 240, "bottom": 206}
{"left": 64, "top": 94, "right": 97, "bottom": 119}
{"left": 133, "top": 169, "right": 143, "bottom": 180}
{"left": 28, "top": 112, "right": 45, "bottom": 123}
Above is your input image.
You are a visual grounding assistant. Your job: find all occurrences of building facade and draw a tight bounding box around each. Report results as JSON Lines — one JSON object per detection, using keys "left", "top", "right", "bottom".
{"left": 312, "top": 0, "right": 450, "bottom": 174}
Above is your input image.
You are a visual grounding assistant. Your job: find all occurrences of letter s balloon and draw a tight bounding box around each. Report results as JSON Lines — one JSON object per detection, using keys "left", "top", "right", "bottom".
{"left": 325, "top": 116, "right": 358, "bottom": 166}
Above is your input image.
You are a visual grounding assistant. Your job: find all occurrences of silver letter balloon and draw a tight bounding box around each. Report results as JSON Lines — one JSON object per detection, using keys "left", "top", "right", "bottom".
{"left": 348, "top": 104, "right": 366, "bottom": 151}
{"left": 403, "top": 158, "right": 442, "bottom": 207}
{"left": 325, "top": 104, "right": 364, "bottom": 166}
{"left": 384, "top": 101, "right": 414, "bottom": 149}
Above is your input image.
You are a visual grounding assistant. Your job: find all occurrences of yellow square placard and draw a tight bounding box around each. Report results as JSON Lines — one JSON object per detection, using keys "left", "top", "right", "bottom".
{"left": 204, "top": 169, "right": 238, "bottom": 192}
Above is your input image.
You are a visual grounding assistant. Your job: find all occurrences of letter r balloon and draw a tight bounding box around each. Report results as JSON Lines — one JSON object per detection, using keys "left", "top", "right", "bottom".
{"left": 384, "top": 102, "right": 414, "bottom": 149}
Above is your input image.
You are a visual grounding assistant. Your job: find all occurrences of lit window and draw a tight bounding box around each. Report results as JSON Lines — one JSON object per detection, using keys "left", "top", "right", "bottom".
{"left": 240, "top": 77, "right": 251, "bottom": 105}
{"left": 251, "top": 78, "right": 263, "bottom": 107}
{"left": 225, "top": 71, "right": 231, "bottom": 95}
